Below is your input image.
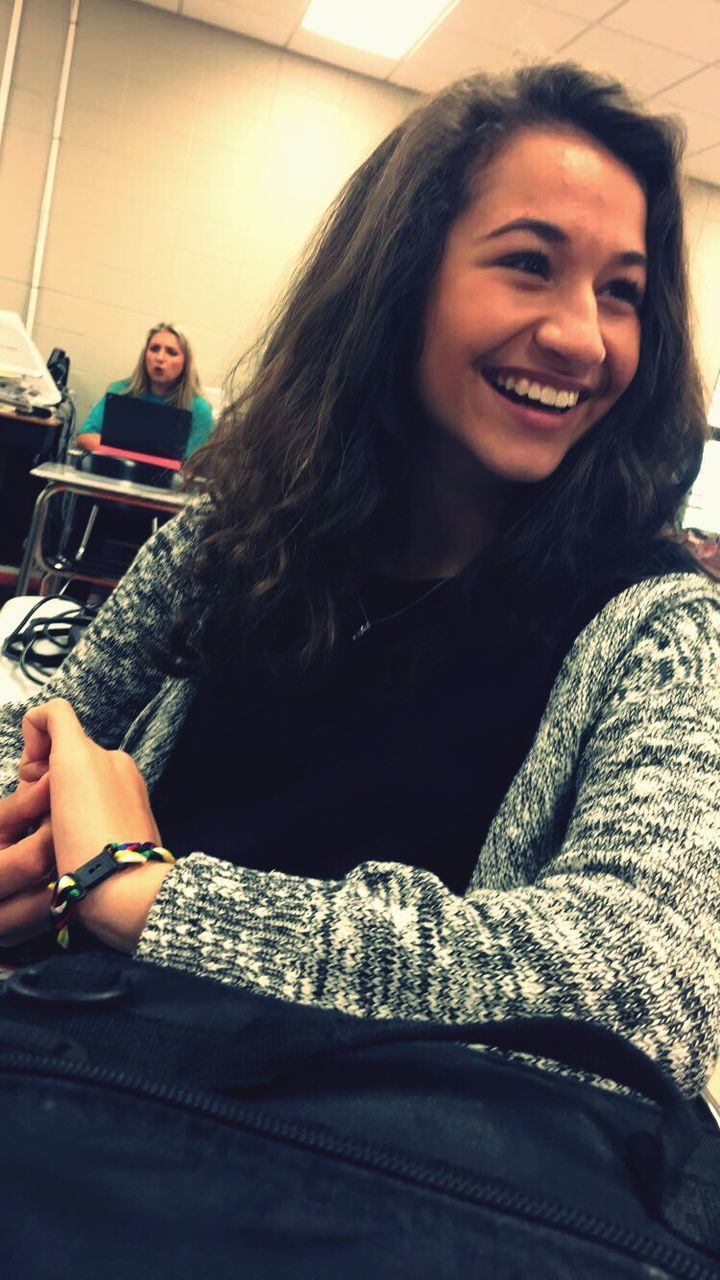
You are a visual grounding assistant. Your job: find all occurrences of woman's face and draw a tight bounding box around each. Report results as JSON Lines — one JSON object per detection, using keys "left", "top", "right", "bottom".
{"left": 417, "top": 126, "right": 647, "bottom": 488}
{"left": 145, "top": 329, "right": 185, "bottom": 392}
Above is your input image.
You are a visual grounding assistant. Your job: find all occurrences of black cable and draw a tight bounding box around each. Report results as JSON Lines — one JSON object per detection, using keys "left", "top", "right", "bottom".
{"left": 2, "top": 595, "right": 99, "bottom": 685}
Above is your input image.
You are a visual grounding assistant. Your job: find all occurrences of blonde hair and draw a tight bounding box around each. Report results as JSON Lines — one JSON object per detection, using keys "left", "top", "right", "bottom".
{"left": 126, "top": 322, "right": 202, "bottom": 411}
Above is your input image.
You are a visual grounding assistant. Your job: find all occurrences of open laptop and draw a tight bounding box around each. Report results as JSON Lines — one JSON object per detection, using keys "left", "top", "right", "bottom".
{"left": 96, "top": 393, "right": 192, "bottom": 470}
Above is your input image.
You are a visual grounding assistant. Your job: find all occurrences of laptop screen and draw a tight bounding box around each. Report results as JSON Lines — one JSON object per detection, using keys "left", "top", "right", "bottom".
{"left": 100, "top": 393, "right": 192, "bottom": 461}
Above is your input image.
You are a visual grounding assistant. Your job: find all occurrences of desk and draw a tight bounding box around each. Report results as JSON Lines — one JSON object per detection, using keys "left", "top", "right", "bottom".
{"left": 0, "top": 404, "right": 59, "bottom": 435}
{"left": 0, "top": 403, "right": 61, "bottom": 449}
{"left": 16, "top": 462, "right": 187, "bottom": 596}
{"left": 0, "top": 406, "right": 64, "bottom": 569}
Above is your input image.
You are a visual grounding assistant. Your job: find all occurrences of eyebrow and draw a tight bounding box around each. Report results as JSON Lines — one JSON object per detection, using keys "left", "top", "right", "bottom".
{"left": 483, "top": 217, "right": 647, "bottom": 270}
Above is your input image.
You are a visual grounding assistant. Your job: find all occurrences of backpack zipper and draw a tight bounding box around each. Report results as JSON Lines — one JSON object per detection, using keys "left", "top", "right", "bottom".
{"left": 0, "top": 1049, "right": 716, "bottom": 1280}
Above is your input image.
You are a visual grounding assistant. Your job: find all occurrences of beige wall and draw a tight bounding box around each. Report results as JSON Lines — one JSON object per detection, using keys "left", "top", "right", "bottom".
{"left": 3, "top": 0, "right": 720, "bottom": 420}
{"left": 0, "top": 0, "right": 415, "bottom": 420}
{"left": 0, "top": 0, "right": 68, "bottom": 317}
{"left": 684, "top": 180, "right": 720, "bottom": 403}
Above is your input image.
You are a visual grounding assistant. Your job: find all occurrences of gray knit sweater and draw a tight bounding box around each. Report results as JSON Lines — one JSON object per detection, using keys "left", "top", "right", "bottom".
{"left": 0, "top": 504, "right": 718, "bottom": 1097}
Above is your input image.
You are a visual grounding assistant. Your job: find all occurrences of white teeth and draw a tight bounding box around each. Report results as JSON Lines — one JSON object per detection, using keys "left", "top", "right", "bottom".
{"left": 491, "top": 372, "right": 581, "bottom": 411}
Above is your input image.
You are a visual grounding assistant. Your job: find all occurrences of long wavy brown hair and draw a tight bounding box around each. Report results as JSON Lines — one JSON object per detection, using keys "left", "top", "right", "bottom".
{"left": 175, "top": 62, "right": 707, "bottom": 682}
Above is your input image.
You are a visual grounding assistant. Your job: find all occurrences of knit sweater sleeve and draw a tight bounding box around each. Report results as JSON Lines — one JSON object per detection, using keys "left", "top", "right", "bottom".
{"left": 136, "top": 589, "right": 720, "bottom": 1097}
{"left": 0, "top": 502, "right": 204, "bottom": 797}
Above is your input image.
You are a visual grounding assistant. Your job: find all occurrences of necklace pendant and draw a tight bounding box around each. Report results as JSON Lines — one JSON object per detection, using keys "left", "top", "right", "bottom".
{"left": 352, "top": 621, "right": 371, "bottom": 641}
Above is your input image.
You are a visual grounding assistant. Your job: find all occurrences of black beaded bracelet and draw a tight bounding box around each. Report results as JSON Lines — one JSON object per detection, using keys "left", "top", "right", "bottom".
{"left": 49, "top": 841, "right": 175, "bottom": 948}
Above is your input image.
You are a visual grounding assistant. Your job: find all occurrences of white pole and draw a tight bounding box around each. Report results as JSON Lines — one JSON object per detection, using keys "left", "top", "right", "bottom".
{"left": 0, "top": 0, "right": 25, "bottom": 156}
{"left": 25, "top": 0, "right": 80, "bottom": 337}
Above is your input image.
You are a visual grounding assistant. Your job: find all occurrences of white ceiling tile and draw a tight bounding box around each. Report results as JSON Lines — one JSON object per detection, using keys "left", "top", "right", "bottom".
{"left": 685, "top": 142, "right": 720, "bottom": 184}
{"left": 132, "top": 0, "right": 181, "bottom": 10}
{"left": 440, "top": 0, "right": 586, "bottom": 57}
{"left": 560, "top": 25, "right": 703, "bottom": 96}
{"left": 183, "top": 0, "right": 298, "bottom": 43}
{"left": 125, "top": 0, "right": 720, "bottom": 122}
{"left": 399, "top": 26, "right": 513, "bottom": 78}
{"left": 683, "top": 111, "right": 720, "bottom": 155}
{"left": 132, "top": 0, "right": 180, "bottom": 11}
{"left": 187, "top": 0, "right": 305, "bottom": 18}
{"left": 532, "top": 0, "right": 621, "bottom": 18}
{"left": 655, "top": 66, "right": 720, "bottom": 119}
{"left": 288, "top": 28, "right": 398, "bottom": 80}
{"left": 605, "top": 0, "right": 720, "bottom": 64}
{"left": 389, "top": 62, "right": 458, "bottom": 93}
{"left": 653, "top": 100, "right": 720, "bottom": 153}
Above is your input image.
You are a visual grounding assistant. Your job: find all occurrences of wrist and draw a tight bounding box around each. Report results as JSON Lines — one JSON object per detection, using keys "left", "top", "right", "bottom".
{"left": 51, "top": 842, "right": 175, "bottom": 952}
{"left": 76, "top": 862, "right": 172, "bottom": 951}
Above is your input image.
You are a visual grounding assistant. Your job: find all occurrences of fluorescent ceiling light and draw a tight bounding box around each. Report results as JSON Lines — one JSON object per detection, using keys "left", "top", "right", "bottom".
{"left": 300, "top": 0, "right": 456, "bottom": 60}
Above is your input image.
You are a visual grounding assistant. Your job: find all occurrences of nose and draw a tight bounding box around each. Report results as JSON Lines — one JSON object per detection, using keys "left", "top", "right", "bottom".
{"left": 534, "top": 286, "right": 606, "bottom": 372}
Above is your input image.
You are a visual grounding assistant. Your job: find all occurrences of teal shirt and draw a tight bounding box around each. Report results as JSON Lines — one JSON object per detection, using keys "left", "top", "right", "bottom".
{"left": 78, "top": 380, "right": 214, "bottom": 458}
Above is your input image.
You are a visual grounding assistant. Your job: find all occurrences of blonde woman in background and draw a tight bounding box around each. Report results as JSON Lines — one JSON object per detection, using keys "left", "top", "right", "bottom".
{"left": 75, "top": 322, "right": 214, "bottom": 459}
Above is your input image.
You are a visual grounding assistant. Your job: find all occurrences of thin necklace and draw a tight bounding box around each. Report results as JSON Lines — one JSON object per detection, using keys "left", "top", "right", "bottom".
{"left": 352, "top": 577, "right": 451, "bottom": 641}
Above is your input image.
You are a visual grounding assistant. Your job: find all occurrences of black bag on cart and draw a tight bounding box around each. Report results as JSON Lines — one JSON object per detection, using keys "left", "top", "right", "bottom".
{"left": 0, "top": 952, "right": 717, "bottom": 1280}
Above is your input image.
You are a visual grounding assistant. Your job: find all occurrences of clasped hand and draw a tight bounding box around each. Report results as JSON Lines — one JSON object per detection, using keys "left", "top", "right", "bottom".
{"left": 0, "top": 698, "right": 166, "bottom": 949}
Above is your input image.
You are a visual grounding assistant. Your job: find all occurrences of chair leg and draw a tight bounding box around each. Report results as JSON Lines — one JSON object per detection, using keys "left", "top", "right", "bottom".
{"left": 56, "top": 492, "right": 79, "bottom": 560}
{"left": 41, "top": 572, "right": 65, "bottom": 596}
{"left": 74, "top": 504, "right": 100, "bottom": 562}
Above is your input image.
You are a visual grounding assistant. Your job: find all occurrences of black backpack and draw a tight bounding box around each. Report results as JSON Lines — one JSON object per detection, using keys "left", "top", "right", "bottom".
{"left": 0, "top": 952, "right": 717, "bottom": 1279}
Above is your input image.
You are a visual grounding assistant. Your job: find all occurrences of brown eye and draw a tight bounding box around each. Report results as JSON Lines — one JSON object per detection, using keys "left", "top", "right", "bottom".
{"left": 498, "top": 250, "right": 551, "bottom": 280}
{"left": 601, "top": 279, "right": 644, "bottom": 311}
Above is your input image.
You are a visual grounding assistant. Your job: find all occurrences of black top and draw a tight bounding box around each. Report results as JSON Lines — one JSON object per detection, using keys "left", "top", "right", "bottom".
{"left": 151, "top": 551, "right": 694, "bottom": 893}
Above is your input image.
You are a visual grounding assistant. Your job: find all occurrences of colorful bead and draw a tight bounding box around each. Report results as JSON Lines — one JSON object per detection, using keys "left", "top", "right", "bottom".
{"left": 48, "top": 841, "right": 176, "bottom": 949}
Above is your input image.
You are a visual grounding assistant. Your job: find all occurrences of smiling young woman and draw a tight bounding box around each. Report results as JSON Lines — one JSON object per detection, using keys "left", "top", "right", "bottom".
{"left": 418, "top": 130, "right": 646, "bottom": 483}
{"left": 411, "top": 125, "right": 648, "bottom": 573}
{"left": 0, "top": 64, "right": 718, "bottom": 1111}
